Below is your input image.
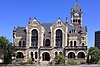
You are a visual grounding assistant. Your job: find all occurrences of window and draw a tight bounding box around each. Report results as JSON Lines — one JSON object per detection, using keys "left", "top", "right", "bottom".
{"left": 31, "top": 29, "right": 38, "bottom": 47}
{"left": 82, "top": 37, "right": 84, "bottom": 40}
{"left": 56, "top": 29, "right": 62, "bottom": 47}
{"left": 35, "top": 52, "right": 37, "bottom": 59}
{"left": 31, "top": 52, "right": 34, "bottom": 61}
{"left": 74, "top": 41, "right": 76, "bottom": 47}
{"left": 55, "top": 52, "right": 58, "bottom": 56}
{"left": 82, "top": 43, "right": 84, "bottom": 46}
{"left": 59, "top": 52, "right": 62, "bottom": 55}
{"left": 19, "top": 41, "right": 21, "bottom": 47}
{"left": 45, "top": 39, "right": 50, "bottom": 47}
{"left": 70, "top": 41, "right": 73, "bottom": 47}
{"left": 23, "top": 41, "right": 26, "bottom": 47}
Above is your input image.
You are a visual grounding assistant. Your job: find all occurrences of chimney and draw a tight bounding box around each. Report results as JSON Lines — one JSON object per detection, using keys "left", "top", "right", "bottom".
{"left": 29, "top": 17, "right": 32, "bottom": 24}
{"left": 66, "top": 17, "right": 68, "bottom": 24}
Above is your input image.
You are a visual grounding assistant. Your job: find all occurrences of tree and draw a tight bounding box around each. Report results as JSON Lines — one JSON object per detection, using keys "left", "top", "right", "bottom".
{"left": 54, "top": 54, "right": 66, "bottom": 64}
{"left": 88, "top": 47, "right": 100, "bottom": 64}
{"left": 0, "top": 36, "right": 15, "bottom": 64}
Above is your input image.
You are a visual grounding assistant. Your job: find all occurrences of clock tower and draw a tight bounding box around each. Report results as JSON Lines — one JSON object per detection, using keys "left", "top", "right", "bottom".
{"left": 71, "top": 0, "right": 82, "bottom": 27}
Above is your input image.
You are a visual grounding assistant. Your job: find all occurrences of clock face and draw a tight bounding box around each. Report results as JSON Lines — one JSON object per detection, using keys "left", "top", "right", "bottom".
{"left": 74, "top": 12, "right": 79, "bottom": 16}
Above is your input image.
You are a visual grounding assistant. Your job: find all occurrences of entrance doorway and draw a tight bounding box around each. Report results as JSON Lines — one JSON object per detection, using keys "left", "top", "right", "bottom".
{"left": 42, "top": 52, "right": 50, "bottom": 61}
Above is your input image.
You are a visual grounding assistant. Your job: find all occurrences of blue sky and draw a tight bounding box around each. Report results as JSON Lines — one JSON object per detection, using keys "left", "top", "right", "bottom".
{"left": 0, "top": 0, "right": 100, "bottom": 47}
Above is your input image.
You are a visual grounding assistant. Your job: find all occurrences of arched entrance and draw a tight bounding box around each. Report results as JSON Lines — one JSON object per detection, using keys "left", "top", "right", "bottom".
{"left": 68, "top": 52, "right": 75, "bottom": 59}
{"left": 42, "top": 52, "right": 50, "bottom": 61}
{"left": 16, "top": 52, "right": 24, "bottom": 58}
{"left": 78, "top": 52, "right": 85, "bottom": 58}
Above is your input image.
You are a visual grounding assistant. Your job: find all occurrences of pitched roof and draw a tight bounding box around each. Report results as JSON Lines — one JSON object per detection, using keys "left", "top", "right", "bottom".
{"left": 16, "top": 26, "right": 26, "bottom": 36}
{"left": 42, "top": 23, "right": 53, "bottom": 33}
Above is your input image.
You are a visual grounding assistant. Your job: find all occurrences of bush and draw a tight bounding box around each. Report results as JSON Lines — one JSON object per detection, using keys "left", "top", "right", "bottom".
{"left": 27, "top": 56, "right": 33, "bottom": 64}
{"left": 54, "top": 55, "right": 66, "bottom": 64}
{"left": 97, "top": 61, "right": 100, "bottom": 64}
{"left": 80, "top": 60, "right": 86, "bottom": 64}
{"left": 67, "top": 59, "right": 77, "bottom": 65}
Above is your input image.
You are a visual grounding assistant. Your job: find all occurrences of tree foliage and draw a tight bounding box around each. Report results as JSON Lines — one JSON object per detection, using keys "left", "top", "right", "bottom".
{"left": 0, "top": 36, "right": 15, "bottom": 64}
{"left": 88, "top": 47, "right": 100, "bottom": 64}
{"left": 54, "top": 54, "right": 66, "bottom": 64}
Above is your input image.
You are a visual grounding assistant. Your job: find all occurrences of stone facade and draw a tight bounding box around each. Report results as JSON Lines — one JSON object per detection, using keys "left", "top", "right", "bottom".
{"left": 13, "top": 1, "right": 88, "bottom": 63}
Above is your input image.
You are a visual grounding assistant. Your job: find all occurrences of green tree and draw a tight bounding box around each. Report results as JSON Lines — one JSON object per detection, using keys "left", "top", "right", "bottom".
{"left": 0, "top": 36, "right": 15, "bottom": 64}
{"left": 54, "top": 54, "right": 66, "bottom": 64}
{"left": 88, "top": 47, "right": 100, "bottom": 64}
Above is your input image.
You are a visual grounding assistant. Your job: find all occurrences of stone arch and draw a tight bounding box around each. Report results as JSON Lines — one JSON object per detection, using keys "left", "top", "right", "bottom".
{"left": 66, "top": 51, "right": 76, "bottom": 56}
{"left": 68, "top": 52, "right": 75, "bottom": 59}
{"left": 77, "top": 51, "right": 86, "bottom": 58}
{"left": 16, "top": 52, "right": 24, "bottom": 58}
{"left": 41, "top": 51, "right": 51, "bottom": 61}
{"left": 77, "top": 51, "right": 86, "bottom": 56}
{"left": 42, "top": 52, "right": 50, "bottom": 61}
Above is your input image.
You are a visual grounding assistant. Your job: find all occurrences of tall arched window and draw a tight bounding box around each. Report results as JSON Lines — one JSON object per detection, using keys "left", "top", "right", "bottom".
{"left": 31, "top": 29, "right": 38, "bottom": 47}
{"left": 74, "top": 41, "right": 76, "bottom": 47}
{"left": 70, "top": 41, "right": 73, "bottom": 47}
{"left": 56, "top": 29, "right": 62, "bottom": 47}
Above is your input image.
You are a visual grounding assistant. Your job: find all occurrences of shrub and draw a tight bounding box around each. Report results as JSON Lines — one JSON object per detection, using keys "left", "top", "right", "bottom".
{"left": 67, "top": 59, "right": 77, "bottom": 65}
{"left": 54, "top": 55, "right": 66, "bottom": 64}
{"left": 27, "top": 56, "right": 33, "bottom": 64}
{"left": 80, "top": 60, "right": 86, "bottom": 64}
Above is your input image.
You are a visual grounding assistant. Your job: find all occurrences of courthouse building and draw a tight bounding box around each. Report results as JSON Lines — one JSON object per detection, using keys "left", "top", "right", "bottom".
{"left": 13, "top": 0, "right": 88, "bottom": 63}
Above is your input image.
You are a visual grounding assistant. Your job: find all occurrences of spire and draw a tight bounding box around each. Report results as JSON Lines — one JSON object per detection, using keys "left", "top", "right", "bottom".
{"left": 72, "top": 0, "right": 81, "bottom": 12}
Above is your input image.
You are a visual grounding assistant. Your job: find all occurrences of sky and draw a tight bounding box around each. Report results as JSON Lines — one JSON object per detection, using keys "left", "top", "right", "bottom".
{"left": 0, "top": 0, "right": 100, "bottom": 48}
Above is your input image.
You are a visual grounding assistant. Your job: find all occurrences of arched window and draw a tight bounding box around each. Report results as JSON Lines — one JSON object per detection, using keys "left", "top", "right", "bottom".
{"left": 74, "top": 41, "right": 76, "bottom": 47}
{"left": 59, "top": 52, "right": 62, "bottom": 55}
{"left": 82, "top": 43, "right": 84, "bottom": 46}
{"left": 70, "top": 41, "right": 73, "bottom": 47}
{"left": 19, "top": 41, "right": 21, "bottom": 47}
{"left": 23, "top": 41, "right": 26, "bottom": 47}
{"left": 35, "top": 52, "right": 37, "bottom": 59}
{"left": 31, "top": 29, "right": 38, "bottom": 47}
{"left": 31, "top": 52, "right": 34, "bottom": 61}
{"left": 56, "top": 29, "right": 62, "bottom": 47}
{"left": 45, "top": 39, "right": 50, "bottom": 47}
{"left": 55, "top": 52, "right": 58, "bottom": 56}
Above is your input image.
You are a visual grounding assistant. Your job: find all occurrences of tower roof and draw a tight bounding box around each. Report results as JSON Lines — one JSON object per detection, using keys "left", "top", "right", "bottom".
{"left": 73, "top": 0, "right": 81, "bottom": 12}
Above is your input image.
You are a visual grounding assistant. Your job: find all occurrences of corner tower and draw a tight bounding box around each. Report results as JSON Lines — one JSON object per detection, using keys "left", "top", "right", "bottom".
{"left": 71, "top": 0, "right": 82, "bottom": 27}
